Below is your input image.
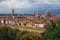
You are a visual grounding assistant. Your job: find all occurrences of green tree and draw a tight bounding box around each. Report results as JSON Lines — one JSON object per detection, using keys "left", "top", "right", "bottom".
{"left": 15, "top": 31, "right": 28, "bottom": 40}
{"left": 20, "top": 33, "right": 42, "bottom": 40}
{"left": 43, "top": 21, "right": 60, "bottom": 40}
{"left": 8, "top": 28, "right": 19, "bottom": 40}
{"left": 0, "top": 26, "right": 9, "bottom": 40}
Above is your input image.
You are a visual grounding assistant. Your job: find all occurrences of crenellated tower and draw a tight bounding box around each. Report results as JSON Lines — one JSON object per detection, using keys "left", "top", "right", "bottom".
{"left": 11, "top": 9, "right": 15, "bottom": 19}
{"left": 12, "top": 9, "right": 14, "bottom": 16}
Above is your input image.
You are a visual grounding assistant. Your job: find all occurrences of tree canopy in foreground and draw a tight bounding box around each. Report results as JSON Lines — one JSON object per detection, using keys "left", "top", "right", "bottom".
{"left": 0, "top": 21, "right": 60, "bottom": 40}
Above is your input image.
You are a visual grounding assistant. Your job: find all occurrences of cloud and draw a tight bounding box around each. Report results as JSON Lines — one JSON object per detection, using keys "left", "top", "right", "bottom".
{"left": 0, "top": 0, "right": 60, "bottom": 9}
{"left": 33, "top": 0, "right": 60, "bottom": 5}
{"left": 0, "top": 0, "right": 33, "bottom": 9}
{"left": 0, "top": 0, "right": 7, "bottom": 2}
{"left": 0, "top": 0, "right": 60, "bottom": 14}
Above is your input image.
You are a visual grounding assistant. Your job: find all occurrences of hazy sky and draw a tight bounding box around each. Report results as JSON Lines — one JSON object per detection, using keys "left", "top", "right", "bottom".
{"left": 0, "top": 0, "right": 60, "bottom": 14}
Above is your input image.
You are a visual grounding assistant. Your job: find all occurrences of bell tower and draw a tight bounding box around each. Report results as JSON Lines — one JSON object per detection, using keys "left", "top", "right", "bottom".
{"left": 34, "top": 10, "right": 40, "bottom": 18}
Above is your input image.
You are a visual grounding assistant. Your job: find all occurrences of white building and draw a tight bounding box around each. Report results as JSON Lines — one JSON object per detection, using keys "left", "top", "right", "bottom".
{"left": 1, "top": 20, "right": 4, "bottom": 23}
{"left": 38, "top": 23, "right": 47, "bottom": 28}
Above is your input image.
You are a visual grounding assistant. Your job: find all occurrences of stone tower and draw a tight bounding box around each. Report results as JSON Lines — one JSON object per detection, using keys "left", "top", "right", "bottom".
{"left": 11, "top": 9, "right": 15, "bottom": 19}
{"left": 12, "top": 9, "right": 14, "bottom": 16}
